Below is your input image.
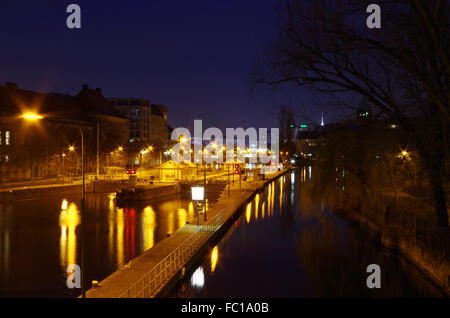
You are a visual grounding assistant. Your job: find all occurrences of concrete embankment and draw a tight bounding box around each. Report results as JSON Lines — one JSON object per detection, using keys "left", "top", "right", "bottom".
{"left": 85, "top": 169, "right": 290, "bottom": 298}
{"left": 0, "top": 180, "right": 177, "bottom": 202}
{"left": 0, "top": 183, "right": 84, "bottom": 202}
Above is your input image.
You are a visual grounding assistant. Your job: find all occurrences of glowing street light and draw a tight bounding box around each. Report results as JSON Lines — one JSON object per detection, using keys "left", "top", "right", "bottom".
{"left": 22, "top": 113, "right": 43, "bottom": 120}
{"left": 191, "top": 186, "right": 205, "bottom": 226}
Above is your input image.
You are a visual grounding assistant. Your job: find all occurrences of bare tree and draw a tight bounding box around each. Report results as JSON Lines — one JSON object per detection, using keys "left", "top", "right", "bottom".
{"left": 253, "top": 0, "right": 449, "bottom": 227}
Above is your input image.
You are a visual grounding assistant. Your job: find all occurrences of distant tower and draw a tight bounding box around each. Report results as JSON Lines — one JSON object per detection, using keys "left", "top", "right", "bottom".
{"left": 321, "top": 112, "right": 324, "bottom": 127}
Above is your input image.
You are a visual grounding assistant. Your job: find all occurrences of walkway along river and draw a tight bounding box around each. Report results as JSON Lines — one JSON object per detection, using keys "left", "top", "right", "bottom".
{"left": 169, "top": 170, "right": 446, "bottom": 297}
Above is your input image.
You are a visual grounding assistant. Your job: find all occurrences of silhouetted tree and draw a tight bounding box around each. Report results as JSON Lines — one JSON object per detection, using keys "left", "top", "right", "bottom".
{"left": 278, "top": 105, "right": 296, "bottom": 155}
{"left": 253, "top": 0, "right": 449, "bottom": 227}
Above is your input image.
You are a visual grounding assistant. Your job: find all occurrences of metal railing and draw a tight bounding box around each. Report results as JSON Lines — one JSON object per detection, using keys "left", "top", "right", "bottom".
{"left": 119, "top": 206, "right": 229, "bottom": 298}
{"left": 116, "top": 171, "right": 282, "bottom": 298}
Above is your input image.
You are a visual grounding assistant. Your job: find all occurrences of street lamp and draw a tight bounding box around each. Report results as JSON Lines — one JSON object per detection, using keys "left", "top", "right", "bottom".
{"left": 147, "top": 145, "right": 154, "bottom": 166}
{"left": 140, "top": 149, "right": 147, "bottom": 180}
{"left": 22, "top": 113, "right": 43, "bottom": 120}
{"left": 191, "top": 186, "right": 205, "bottom": 226}
{"left": 62, "top": 153, "right": 66, "bottom": 184}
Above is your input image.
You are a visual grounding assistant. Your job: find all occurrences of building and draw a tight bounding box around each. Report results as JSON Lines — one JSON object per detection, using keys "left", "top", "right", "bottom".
{"left": 109, "top": 99, "right": 168, "bottom": 148}
{"left": 109, "top": 98, "right": 168, "bottom": 165}
{"left": 150, "top": 104, "right": 168, "bottom": 149}
{"left": 0, "top": 82, "right": 128, "bottom": 181}
{"left": 109, "top": 98, "right": 152, "bottom": 143}
{"left": 296, "top": 130, "right": 324, "bottom": 161}
{"left": 357, "top": 96, "right": 373, "bottom": 120}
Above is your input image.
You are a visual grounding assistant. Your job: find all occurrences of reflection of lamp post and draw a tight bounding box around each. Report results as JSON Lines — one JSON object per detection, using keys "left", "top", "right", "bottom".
{"left": 191, "top": 186, "right": 205, "bottom": 226}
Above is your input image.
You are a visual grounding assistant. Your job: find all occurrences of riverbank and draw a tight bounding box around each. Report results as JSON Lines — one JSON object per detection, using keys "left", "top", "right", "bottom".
{"left": 0, "top": 182, "right": 84, "bottom": 202}
{"left": 85, "top": 169, "right": 290, "bottom": 298}
{"left": 331, "top": 192, "right": 449, "bottom": 295}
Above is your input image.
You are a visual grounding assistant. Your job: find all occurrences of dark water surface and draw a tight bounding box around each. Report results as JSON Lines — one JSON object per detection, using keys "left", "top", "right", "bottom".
{"left": 0, "top": 191, "right": 195, "bottom": 297}
{"left": 169, "top": 171, "right": 446, "bottom": 297}
{"left": 0, "top": 170, "right": 445, "bottom": 297}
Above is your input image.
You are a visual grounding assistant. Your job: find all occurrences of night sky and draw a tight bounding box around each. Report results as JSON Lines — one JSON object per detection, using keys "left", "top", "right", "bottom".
{"left": 0, "top": 1, "right": 327, "bottom": 131}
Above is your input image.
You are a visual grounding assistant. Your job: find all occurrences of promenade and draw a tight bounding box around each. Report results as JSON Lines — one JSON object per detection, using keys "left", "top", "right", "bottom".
{"left": 85, "top": 169, "right": 289, "bottom": 298}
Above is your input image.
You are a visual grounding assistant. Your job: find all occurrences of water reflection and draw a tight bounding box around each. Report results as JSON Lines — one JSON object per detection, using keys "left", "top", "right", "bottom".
{"left": 0, "top": 204, "right": 11, "bottom": 282}
{"left": 170, "top": 171, "right": 445, "bottom": 298}
{"left": 245, "top": 202, "right": 252, "bottom": 224}
{"left": 210, "top": 246, "right": 219, "bottom": 273}
{"left": 116, "top": 208, "right": 125, "bottom": 268}
{"left": 142, "top": 206, "right": 156, "bottom": 252}
{"left": 261, "top": 201, "right": 265, "bottom": 219}
{"left": 191, "top": 267, "right": 204, "bottom": 288}
{"left": 0, "top": 191, "right": 194, "bottom": 297}
{"left": 59, "top": 200, "right": 80, "bottom": 270}
{"left": 254, "top": 194, "right": 259, "bottom": 221}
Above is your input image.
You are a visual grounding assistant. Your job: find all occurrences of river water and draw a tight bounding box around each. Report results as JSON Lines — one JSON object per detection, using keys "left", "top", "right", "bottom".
{"left": 0, "top": 170, "right": 445, "bottom": 297}
{"left": 169, "top": 170, "right": 446, "bottom": 297}
{"left": 0, "top": 191, "right": 196, "bottom": 297}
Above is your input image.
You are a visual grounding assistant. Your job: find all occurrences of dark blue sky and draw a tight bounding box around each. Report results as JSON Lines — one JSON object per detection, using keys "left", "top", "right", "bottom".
{"left": 0, "top": 0, "right": 327, "bottom": 131}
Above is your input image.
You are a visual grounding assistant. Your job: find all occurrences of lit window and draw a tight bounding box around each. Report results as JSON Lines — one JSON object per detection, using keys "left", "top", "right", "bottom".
{"left": 5, "top": 155, "right": 9, "bottom": 163}
{"left": 5, "top": 131, "right": 10, "bottom": 145}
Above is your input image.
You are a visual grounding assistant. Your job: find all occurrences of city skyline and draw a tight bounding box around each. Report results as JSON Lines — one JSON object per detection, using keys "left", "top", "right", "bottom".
{"left": 0, "top": 0, "right": 329, "bottom": 132}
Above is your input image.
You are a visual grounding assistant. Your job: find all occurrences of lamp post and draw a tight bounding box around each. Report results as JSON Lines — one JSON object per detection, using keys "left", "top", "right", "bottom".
{"left": 23, "top": 113, "right": 87, "bottom": 298}
{"left": 147, "top": 146, "right": 153, "bottom": 167}
{"left": 191, "top": 186, "right": 205, "bottom": 226}
{"left": 78, "top": 125, "right": 86, "bottom": 299}
{"left": 96, "top": 115, "right": 99, "bottom": 180}
{"left": 227, "top": 163, "right": 230, "bottom": 196}
{"left": 204, "top": 154, "right": 207, "bottom": 221}
{"left": 62, "top": 153, "right": 66, "bottom": 185}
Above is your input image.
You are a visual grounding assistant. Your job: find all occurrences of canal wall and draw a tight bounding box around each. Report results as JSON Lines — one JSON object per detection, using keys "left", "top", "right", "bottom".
{"left": 0, "top": 183, "right": 84, "bottom": 202}
{"left": 0, "top": 180, "right": 177, "bottom": 202}
{"left": 85, "top": 169, "right": 291, "bottom": 298}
